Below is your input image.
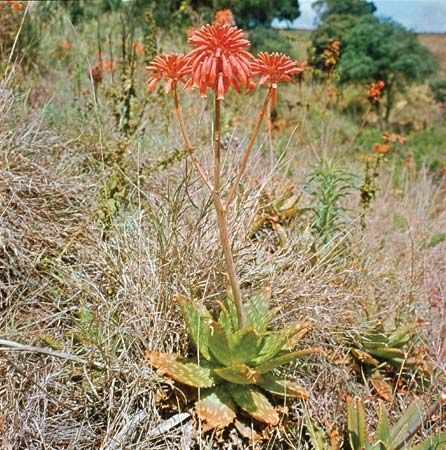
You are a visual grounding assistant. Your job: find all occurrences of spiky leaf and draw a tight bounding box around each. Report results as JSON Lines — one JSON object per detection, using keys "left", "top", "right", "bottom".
{"left": 228, "top": 327, "right": 260, "bottom": 365}
{"left": 176, "top": 295, "right": 212, "bottom": 360}
{"left": 218, "top": 302, "right": 234, "bottom": 336}
{"left": 367, "top": 347, "right": 406, "bottom": 362}
{"left": 375, "top": 402, "right": 391, "bottom": 448}
{"left": 195, "top": 387, "right": 237, "bottom": 431}
{"left": 281, "top": 322, "right": 313, "bottom": 351}
{"left": 145, "top": 351, "right": 215, "bottom": 388}
{"left": 351, "top": 348, "right": 380, "bottom": 366}
{"left": 244, "top": 288, "right": 274, "bottom": 334}
{"left": 387, "top": 329, "right": 413, "bottom": 348}
{"left": 306, "top": 419, "right": 328, "bottom": 450}
{"left": 258, "top": 373, "right": 308, "bottom": 400}
{"left": 225, "top": 290, "right": 239, "bottom": 331}
{"left": 390, "top": 400, "right": 424, "bottom": 449}
{"left": 347, "top": 397, "right": 369, "bottom": 450}
{"left": 208, "top": 322, "right": 232, "bottom": 366}
{"left": 411, "top": 432, "right": 446, "bottom": 450}
{"left": 250, "top": 332, "right": 288, "bottom": 366}
{"left": 256, "top": 348, "right": 319, "bottom": 374}
{"left": 230, "top": 385, "right": 279, "bottom": 425}
{"left": 214, "top": 364, "right": 260, "bottom": 385}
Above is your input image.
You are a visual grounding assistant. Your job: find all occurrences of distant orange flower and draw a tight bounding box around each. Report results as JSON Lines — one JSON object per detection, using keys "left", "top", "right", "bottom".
{"left": 146, "top": 54, "right": 191, "bottom": 94}
{"left": 60, "top": 41, "right": 71, "bottom": 51}
{"left": 382, "top": 132, "right": 406, "bottom": 145}
{"left": 214, "top": 9, "right": 235, "bottom": 27}
{"left": 251, "top": 52, "right": 303, "bottom": 106}
{"left": 90, "top": 65, "right": 103, "bottom": 84}
{"left": 367, "top": 80, "right": 385, "bottom": 103}
{"left": 186, "top": 25, "right": 253, "bottom": 99}
{"left": 101, "top": 60, "right": 114, "bottom": 71}
{"left": 373, "top": 143, "right": 390, "bottom": 154}
{"left": 132, "top": 42, "right": 144, "bottom": 55}
{"left": 10, "top": 1, "right": 23, "bottom": 11}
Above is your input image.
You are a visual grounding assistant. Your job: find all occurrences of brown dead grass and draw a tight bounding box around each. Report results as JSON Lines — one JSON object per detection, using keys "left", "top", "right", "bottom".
{"left": 418, "top": 33, "right": 446, "bottom": 78}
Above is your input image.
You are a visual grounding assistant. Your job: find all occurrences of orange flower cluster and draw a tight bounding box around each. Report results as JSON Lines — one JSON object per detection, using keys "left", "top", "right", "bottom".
{"left": 214, "top": 9, "right": 235, "bottom": 27}
{"left": 367, "top": 80, "right": 385, "bottom": 103}
{"left": 251, "top": 52, "right": 303, "bottom": 105}
{"left": 322, "top": 39, "right": 341, "bottom": 69}
{"left": 147, "top": 54, "right": 191, "bottom": 93}
{"left": 0, "top": 1, "right": 23, "bottom": 11}
{"left": 382, "top": 132, "right": 406, "bottom": 145}
{"left": 132, "top": 42, "right": 144, "bottom": 56}
{"left": 146, "top": 23, "right": 303, "bottom": 102}
{"left": 187, "top": 25, "right": 253, "bottom": 99}
{"left": 373, "top": 143, "right": 390, "bottom": 154}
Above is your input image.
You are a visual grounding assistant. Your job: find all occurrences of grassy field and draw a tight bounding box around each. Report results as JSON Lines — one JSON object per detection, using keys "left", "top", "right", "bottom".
{"left": 0, "top": 6, "right": 445, "bottom": 449}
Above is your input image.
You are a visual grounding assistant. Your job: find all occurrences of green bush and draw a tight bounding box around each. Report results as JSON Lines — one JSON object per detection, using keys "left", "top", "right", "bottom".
{"left": 249, "top": 27, "right": 293, "bottom": 57}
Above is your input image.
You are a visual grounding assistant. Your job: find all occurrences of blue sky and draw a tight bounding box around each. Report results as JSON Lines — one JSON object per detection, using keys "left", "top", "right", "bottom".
{"left": 274, "top": 0, "right": 446, "bottom": 33}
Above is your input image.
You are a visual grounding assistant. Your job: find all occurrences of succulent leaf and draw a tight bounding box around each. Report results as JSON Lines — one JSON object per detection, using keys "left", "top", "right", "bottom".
{"left": 225, "top": 290, "right": 240, "bottom": 331}
{"left": 176, "top": 295, "right": 212, "bottom": 360}
{"left": 306, "top": 419, "right": 328, "bottom": 450}
{"left": 389, "top": 400, "right": 424, "bottom": 449}
{"left": 145, "top": 351, "right": 216, "bottom": 388}
{"left": 214, "top": 364, "right": 260, "bottom": 384}
{"left": 244, "top": 287, "right": 273, "bottom": 334}
{"left": 411, "top": 432, "right": 446, "bottom": 450}
{"left": 375, "top": 402, "right": 391, "bottom": 447}
{"left": 258, "top": 373, "right": 308, "bottom": 400}
{"left": 347, "top": 397, "right": 369, "bottom": 450}
{"left": 228, "top": 327, "right": 260, "bottom": 365}
{"left": 230, "top": 385, "right": 279, "bottom": 425}
{"left": 281, "top": 322, "right": 313, "bottom": 351}
{"left": 351, "top": 348, "right": 380, "bottom": 366}
{"left": 367, "top": 347, "right": 406, "bottom": 361}
{"left": 195, "top": 386, "right": 237, "bottom": 431}
{"left": 250, "top": 332, "right": 288, "bottom": 366}
{"left": 256, "top": 348, "right": 319, "bottom": 374}
{"left": 208, "top": 322, "right": 233, "bottom": 366}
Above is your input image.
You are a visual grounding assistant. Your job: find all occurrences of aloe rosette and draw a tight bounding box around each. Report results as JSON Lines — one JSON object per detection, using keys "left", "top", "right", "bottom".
{"left": 146, "top": 289, "right": 317, "bottom": 430}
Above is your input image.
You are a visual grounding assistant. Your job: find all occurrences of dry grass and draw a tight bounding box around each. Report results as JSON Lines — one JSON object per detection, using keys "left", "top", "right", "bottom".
{"left": 0, "top": 29, "right": 445, "bottom": 448}
{"left": 418, "top": 33, "right": 446, "bottom": 78}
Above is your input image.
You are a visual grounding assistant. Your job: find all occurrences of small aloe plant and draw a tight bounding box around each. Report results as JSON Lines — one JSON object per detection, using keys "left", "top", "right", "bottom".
{"left": 347, "top": 397, "right": 446, "bottom": 450}
{"left": 146, "top": 289, "right": 317, "bottom": 430}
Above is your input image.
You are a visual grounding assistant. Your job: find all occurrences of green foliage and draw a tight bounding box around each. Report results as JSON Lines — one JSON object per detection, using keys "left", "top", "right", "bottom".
{"left": 347, "top": 398, "right": 446, "bottom": 450}
{"left": 249, "top": 27, "right": 293, "bottom": 57}
{"left": 146, "top": 290, "right": 316, "bottom": 428}
{"left": 309, "top": 14, "right": 364, "bottom": 69}
{"left": 305, "top": 159, "right": 355, "bottom": 245}
{"left": 339, "top": 19, "right": 437, "bottom": 120}
{"left": 429, "top": 79, "right": 446, "bottom": 105}
{"left": 313, "top": 0, "right": 376, "bottom": 21}
{"left": 340, "top": 19, "right": 437, "bottom": 85}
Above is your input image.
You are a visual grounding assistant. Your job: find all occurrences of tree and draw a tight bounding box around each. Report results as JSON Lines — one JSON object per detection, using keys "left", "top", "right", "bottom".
{"left": 309, "top": 0, "right": 375, "bottom": 70}
{"left": 339, "top": 19, "right": 437, "bottom": 122}
{"left": 312, "top": 0, "right": 376, "bottom": 22}
{"left": 131, "top": 0, "right": 300, "bottom": 28}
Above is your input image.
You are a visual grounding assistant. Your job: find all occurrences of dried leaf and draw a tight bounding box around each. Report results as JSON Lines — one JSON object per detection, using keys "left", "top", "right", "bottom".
{"left": 371, "top": 378, "right": 394, "bottom": 402}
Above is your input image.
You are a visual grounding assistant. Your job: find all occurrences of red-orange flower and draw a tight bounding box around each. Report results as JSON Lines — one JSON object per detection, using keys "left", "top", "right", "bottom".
{"left": 186, "top": 25, "right": 254, "bottom": 100}
{"left": 214, "top": 9, "right": 235, "bottom": 27}
{"left": 146, "top": 54, "right": 191, "bottom": 94}
{"left": 367, "top": 80, "right": 385, "bottom": 102}
{"left": 10, "top": 1, "right": 23, "bottom": 11}
{"left": 251, "top": 52, "right": 303, "bottom": 105}
{"left": 373, "top": 143, "right": 390, "bottom": 154}
{"left": 132, "top": 42, "right": 144, "bottom": 55}
{"left": 382, "top": 132, "right": 406, "bottom": 145}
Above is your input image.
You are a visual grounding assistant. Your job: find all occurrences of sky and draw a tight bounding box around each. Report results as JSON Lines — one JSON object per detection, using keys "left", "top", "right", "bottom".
{"left": 274, "top": 0, "right": 446, "bottom": 33}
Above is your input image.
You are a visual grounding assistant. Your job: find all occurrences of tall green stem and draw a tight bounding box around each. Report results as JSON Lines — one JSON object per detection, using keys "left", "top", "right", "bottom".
{"left": 213, "top": 96, "right": 245, "bottom": 328}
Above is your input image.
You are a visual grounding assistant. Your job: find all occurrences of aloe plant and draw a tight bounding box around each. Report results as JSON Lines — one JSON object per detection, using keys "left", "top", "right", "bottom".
{"left": 349, "top": 319, "right": 428, "bottom": 375}
{"left": 146, "top": 289, "right": 317, "bottom": 430}
{"left": 248, "top": 185, "right": 301, "bottom": 248}
{"left": 347, "top": 397, "right": 446, "bottom": 450}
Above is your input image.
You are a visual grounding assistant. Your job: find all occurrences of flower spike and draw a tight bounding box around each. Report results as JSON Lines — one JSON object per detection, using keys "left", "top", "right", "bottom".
{"left": 146, "top": 54, "right": 191, "bottom": 94}
{"left": 185, "top": 25, "right": 254, "bottom": 100}
{"left": 251, "top": 52, "right": 303, "bottom": 106}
